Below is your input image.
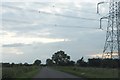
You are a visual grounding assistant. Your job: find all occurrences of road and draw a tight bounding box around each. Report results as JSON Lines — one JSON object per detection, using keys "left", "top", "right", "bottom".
{"left": 34, "top": 67, "right": 79, "bottom": 78}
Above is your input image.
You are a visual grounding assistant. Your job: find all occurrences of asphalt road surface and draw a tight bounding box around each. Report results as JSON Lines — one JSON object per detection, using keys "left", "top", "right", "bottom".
{"left": 34, "top": 67, "right": 79, "bottom": 78}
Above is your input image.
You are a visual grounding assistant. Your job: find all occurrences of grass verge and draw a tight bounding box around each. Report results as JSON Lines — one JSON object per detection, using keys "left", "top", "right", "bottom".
{"left": 0, "top": 66, "right": 2, "bottom": 79}
{"left": 53, "top": 66, "right": 119, "bottom": 78}
{"left": 2, "top": 66, "right": 40, "bottom": 78}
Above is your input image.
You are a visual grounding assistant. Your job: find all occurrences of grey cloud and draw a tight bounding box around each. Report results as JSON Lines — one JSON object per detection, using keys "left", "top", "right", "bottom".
{"left": 2, "top": 43, "right": 31, "bottom": 47}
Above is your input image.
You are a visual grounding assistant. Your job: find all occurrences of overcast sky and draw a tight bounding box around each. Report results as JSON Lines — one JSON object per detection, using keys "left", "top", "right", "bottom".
{"left": 1, "top": 0, "right": 112, "bottom": 64}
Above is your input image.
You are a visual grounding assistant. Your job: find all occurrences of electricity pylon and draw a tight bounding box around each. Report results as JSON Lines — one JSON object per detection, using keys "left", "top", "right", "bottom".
{"left": 97, "top": 0, "right": 120, "bottom": 59}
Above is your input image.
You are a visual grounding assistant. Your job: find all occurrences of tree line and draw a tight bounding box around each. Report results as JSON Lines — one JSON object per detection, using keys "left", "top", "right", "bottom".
{"left": 2, "top": 59, "right": 42, "bottom": 67}
{"left": 46, "top": 50, "right": 120, "bottom": 68}
{"left": 2, "top": 50, "right": 120, "bottom": 68}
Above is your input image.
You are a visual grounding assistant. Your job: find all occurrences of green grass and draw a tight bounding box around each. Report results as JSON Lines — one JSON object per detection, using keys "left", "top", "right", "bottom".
{"left": 19, "top": 68, "right": 40, "bottom": 78}
{"left": 53, "top": 66, "right": 119, "bottom": 78}
{"left": 2, "top": 66, "right": 40, "bottom": 78}
{"left": 0, "top": 66, "right": 2, "bottom": 79}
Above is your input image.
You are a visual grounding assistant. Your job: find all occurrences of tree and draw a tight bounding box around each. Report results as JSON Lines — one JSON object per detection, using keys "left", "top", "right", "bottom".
{"left": 52, "top": 50, "right": 70, "bottom": 66}
{"left": 24, "top": 62, "right": 29, "bottom": 66}
{"left": 11, "top": 63, "right": 15, "bottom": 67}
{"left": 46, "top": 59, "right": 53, "bottom": 66}
{"left": 33, "top": 59, "right": 41, "bottom": 66}
{"left": 88, "top": 58, "right": 102, "bottom": 67}
{"left": 67, "top": 60, "right": 75, "bottom": 66}
{"left": 18, "top": 63, "right": 23, "bottom": 66}
{"left": 77, "top": 57, "right": 87, "bottom": 67}
{"left": 2, "top": 63, "right": 11, "bottom": 67}
{"left": 88, "top": 58, "right": 119, "bottom": 68}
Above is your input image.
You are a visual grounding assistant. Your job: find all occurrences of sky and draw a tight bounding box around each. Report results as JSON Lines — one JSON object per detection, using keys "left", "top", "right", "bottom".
{"left": 1, "top": 0, "right": 112, "bottom": 64}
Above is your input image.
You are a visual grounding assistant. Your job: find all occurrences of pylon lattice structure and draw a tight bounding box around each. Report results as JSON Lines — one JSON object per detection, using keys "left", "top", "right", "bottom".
{"left": 102, "top": 0, "right": 120, "bottom": 59}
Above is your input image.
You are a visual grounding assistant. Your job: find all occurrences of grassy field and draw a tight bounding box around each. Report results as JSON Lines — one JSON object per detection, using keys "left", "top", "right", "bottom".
{"left": 0, "top": 66, "right": 2, "bottom": 79}
{"left": 53, "top": 66, "right": 119, "bottom": 78}
{"left": 2, "top": 66, "right": 40, "bottom": 78}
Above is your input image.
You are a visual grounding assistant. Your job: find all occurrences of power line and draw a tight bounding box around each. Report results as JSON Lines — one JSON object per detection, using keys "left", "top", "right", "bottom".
{"left": 41, "top": 23, "right": 100, "bottom": 29}
{"left": 39, "top": 11, "right": 99, "bottom": 21}
{"left": 2, "top": 19, "right": 100, "bottom": 30}
{"left": 35, "top": 3, "right": 98, "bottom": 15}
{"left": 2, "top": 4, "right": 99, "bottom": 21}
{"left": 2, "top": 19, "right": 31, "bottom": 24}
{"left": 51, "top": 24, "right": 100, "bottom": 29}
{"left": 54, "top": 7, "right": 97, "bottom": 15}
{"left": 35, "top": 2, "right": 98, "bottom": 12}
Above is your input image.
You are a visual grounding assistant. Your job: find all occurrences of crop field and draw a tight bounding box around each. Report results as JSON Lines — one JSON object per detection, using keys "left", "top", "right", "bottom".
{"left": 2, "top": 66, "right": 40, "bottom": 78}
{"left": 53, "top": 66, "right": 119, "bottom": 78}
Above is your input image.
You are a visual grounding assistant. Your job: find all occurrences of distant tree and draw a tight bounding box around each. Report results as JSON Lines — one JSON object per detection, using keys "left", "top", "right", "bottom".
{"left": 67, "top": 60, "right": 75, "bottom": 66}
{"left": 88, "top": 58, "right": 119, "bottom": 68}
{"left": 33, "top": 59, "right": 41, "bottom": 66}
{"left": 52, "top": 50, "right": 70, "bottom": 66}
{"left": 46, "top": 59, "right": 54, "bottom": 66}
{"left": 77, "top": 57, "right": 88, "bottom": 67}
{"left": 24, "top": 62, "right": 29, "bottom": 66}
{"left": 19, "top": 63, "right": 23, "bottom": 66}
{"left": 88, "top": 58, "right": 102, "bottom": 67}
{"left": 2, "top": 63, "right": 11, "bottom": 67}
{"left": 102, "top": 59, "right": 119, "bottom": 68}
{"left": 11, "top": 63, "right": 15, "bottom": 67}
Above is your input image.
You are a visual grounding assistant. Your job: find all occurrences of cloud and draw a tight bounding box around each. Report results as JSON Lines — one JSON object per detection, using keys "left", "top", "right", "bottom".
{"left": 1, "top": 30, "right": 70, "bottom": 45}
{"left": 0, "top": 30, "right": 16, "bottom": 37}
{"left": 1, "top": 35, "right": 70, "bottom": 45}
{"left": 2, "top": 0, "right": 51, "bottom": 2}
{"left": 88, "top": 52, "right": 119, "bottom": 59}
{"left": 0, "top": 6, "right": 7, "bottom": 14}
{"left": 2, "top": 47, "right": 24, "bottom": 55}
{"left": 88, "top": 53, "right": 103, "bottom": 58}
{"left": 2, "top": 43, "right": 30, "bottom": 47}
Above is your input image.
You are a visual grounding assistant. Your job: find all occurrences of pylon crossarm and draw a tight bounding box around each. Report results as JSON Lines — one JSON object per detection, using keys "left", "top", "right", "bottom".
{"left": 100, "top": 16, "right": 108, "bottom": 29}
{"left": 97, "top": 2, "right": 109, "bottom": 14}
